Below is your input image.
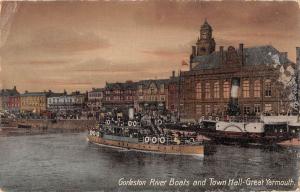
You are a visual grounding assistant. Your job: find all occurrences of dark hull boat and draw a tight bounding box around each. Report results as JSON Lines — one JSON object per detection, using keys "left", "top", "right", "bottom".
{"left": 199, "top": 120, "right": 296, "bottom": 144}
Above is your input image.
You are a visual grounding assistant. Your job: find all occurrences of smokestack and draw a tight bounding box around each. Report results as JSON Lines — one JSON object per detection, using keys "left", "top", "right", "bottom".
{"left": 239, "top": 43, "right": 244, "bottom": 65}
{"left": 297, "top": 47, "right": 300, "bottom": 66}
{"left": 281, "top": 52, "right": 288, "bottom": 62}
{"left": 231, "top": 78, "right": 240, "bottom": 99}
{"left": 192, "top": 46, "right": 196, "bottom": 56}
{"left": 220, "top": 46, "right": 224, "bottom": 65}
{"left": 228, "top": 77, "right": 240, "bottom": 116}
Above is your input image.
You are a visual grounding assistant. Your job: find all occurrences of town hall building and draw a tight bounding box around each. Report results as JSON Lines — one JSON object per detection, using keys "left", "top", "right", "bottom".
{"left": 180, "top": 20, "right": 298, "bottom": 120}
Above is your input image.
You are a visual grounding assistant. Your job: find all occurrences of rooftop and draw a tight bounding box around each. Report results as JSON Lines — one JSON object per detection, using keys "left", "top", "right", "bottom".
{"left": 191, "top": 45, "right": 292, "bottom": 70}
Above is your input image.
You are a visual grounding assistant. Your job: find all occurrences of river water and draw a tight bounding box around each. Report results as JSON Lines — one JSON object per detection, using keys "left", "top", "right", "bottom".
{"left": 0, "top": 132, "right": 299, "bottom": 192}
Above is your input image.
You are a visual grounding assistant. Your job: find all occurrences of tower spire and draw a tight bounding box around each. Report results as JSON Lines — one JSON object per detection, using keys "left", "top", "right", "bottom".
{"left": 194, "top": 19, "right": 216, "bottom": 56}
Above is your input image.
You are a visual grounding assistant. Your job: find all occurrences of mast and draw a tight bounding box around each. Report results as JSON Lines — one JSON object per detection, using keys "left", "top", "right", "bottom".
{"left": 296, "top": 47, "right": 300, "bottom": 122}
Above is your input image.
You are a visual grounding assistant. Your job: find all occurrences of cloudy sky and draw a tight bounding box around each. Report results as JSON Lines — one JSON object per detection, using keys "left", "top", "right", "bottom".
{"left": 1, "top": 1, "right": 300, "bottom": 92}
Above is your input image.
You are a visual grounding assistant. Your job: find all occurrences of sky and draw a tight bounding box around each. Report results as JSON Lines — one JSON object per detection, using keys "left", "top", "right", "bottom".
{"left": 1, "top": 1, "right": 300, "bottom": 92}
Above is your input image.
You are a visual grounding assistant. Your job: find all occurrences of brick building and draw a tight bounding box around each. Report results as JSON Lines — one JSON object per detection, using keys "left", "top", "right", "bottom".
{"left": 102, "top": 81, "right": 137, "bottom": 113}
{"left": 167, "top": 71, "right": 180, "bottom": 113}
{"left": 136, "top": 79, "right": 169, "bottom": 112}
{"left": 180, "top": 20, "right": 297, "bottom": 120}
{"left": 0, "top": 86, "right": 20, "bottom": 113}
{"left": 20, "top": 91, "right": 50, "bottom": 115}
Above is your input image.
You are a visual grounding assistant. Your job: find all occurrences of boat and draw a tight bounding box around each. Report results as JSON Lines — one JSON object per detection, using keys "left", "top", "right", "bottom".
{"left": 17, "top": 123, "right": 32, "bottom": 129}
{"left": 87, "top": 118, "right": 204, "bottom": 157}
{"left": 198, "top": 117, "right": 298, "bottom": 144}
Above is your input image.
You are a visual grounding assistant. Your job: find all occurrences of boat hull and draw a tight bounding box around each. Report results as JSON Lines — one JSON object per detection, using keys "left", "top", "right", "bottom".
{"left": 87, "top": 135, "right": 204, "bottom": 157}
{"left": 200, "top": 120, "right": 292, "bottom": 144}
{"left": 202, "top": 131, "right": 290, "bottom": 144}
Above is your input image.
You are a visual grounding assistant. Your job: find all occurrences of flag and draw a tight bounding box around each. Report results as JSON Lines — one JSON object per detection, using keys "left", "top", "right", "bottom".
{"left": 181, "top": 60, "right": 188, "bottom": 66}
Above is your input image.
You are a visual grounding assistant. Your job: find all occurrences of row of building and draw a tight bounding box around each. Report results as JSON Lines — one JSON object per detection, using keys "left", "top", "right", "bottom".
{"left": 1, "top": 20, "right": 300, "bottom": 120}
{"left": 0, "top": 74, "right": 179, "bottom": 119}
{"left": 0, "top": 88, "right": 87, "bottom": 118}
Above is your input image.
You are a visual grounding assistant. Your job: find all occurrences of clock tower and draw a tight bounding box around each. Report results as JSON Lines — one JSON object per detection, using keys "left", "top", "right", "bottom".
{"left": 195, "top": 19, "right": 216, "bottom": 56}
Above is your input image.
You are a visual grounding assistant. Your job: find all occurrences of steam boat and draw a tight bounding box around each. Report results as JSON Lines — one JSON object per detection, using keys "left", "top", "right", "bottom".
{"left": 199, "top": 118, "right": 299, "bottom": 144}
{"left": 87, "top": 117, "right": 204, "bottom": 157}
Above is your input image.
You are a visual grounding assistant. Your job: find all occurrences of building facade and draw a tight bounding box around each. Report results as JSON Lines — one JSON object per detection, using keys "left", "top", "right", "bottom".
{"left": 102, "top": 81, "right": 137, "bottom": 113}
{"left": 20, "top": 91, "right": 49, "bottom": 115}
{"left": 167, "top": 71, "right": 180, "bottom": 113}
{"left": 180, "top": 20, "right": 296, "bottom": 120}
{"left": 87, "top": 88, "right": 104, "bottom": 119}
{"left": 47, "top": 91, "right": 87, "bottom": 118}
{"left": 136, "top": 79, "right": 169, "bottom": 112}
{"left": 0, "top": 86, "right": 20, "bottom": 113}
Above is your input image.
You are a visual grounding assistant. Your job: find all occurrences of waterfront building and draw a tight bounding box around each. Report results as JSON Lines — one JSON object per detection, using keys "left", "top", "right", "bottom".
{"left": 87, "top": 88, "right": 104, "bottom": 119}
{"left": 102, "top": 81, "right": 137, "bottom": 113}
{"left": 167, "top": 71, "right": 180, "bottom": 113}
{"left": 47, "top": 91, "right": 87, "bottom": 119}
{"left": 20, "top": 91, "right": 50, "bottom": 115}
{"left": 180, "top": 20, "right": 297, "bottom": 120}
{"left": 0, "top": 86, "right": 20, "bottom": 113}
{"left": 136, "top": 78, "right": 169, "bottom": 112}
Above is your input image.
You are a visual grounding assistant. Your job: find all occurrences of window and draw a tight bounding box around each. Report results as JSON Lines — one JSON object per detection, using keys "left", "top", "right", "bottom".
{"left": 223, "top": 81, "right": 230, "bottom": 98}
{"left": 254, "top": 80, "right": 261, "bottom": 98}
{"left": 150, "top": 87, "right": 155, "bottom": 94}
{"left": 214, "top": 82, "right": 220, "bottom": 98}
{"left": 205, "top": 105, "right": 211, "bottom": 115}
{"left": 205, "top": 83, "right": 210, "bottom": 99}
{"left": 264, "top": 104, "right": 272, "bottom": 112}
{"left": 160, "top": 96, "right": 165, "bottom": 101}
{"left": 254, "top": 104, "right": 261, "bottom": 113}
{"left": 265, "top": 79, "right": 272, "bottom": 97}
{"left": 196, "top": 82, "right": 201, "bottom": 99}
{"left": 196, "top": 105, "right": 202, "bottom": 115}
{"left": 160, "top": 84, "right": 165, "bottom": 93}
{"left": 213, "top": 105, "right": 219, "bottom": 114}
{"left": 243, "top": 106, "right": 251, "bottom": 114}
{"left": 243, "top": 80, "right": 250, "bottom": 98}
{"left": 138, "top": 85, "right": 143, "bottom": 94}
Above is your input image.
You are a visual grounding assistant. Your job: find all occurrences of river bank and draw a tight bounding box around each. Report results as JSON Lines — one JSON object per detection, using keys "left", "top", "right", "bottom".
{"left": 0, "top": 119, "right": 97, "bottom": 137}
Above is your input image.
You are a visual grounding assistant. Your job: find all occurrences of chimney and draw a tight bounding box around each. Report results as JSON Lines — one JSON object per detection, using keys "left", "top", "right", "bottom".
{"left": 239, "top": 43, "right": 244, "bottom": 65}
{"left": 297, "top": 47, "right": 300, "bottom": 66}
{"left": 282, "top": 52, "right": 288, "bottom": 62}
{"left": 192, "top": 46, "right": 196, "bottom": 56}
{"left": 172, "top": 70, "right": 175, "bottom": 78}
{"left": 220, "top": 46, "right": 224, "bottom": 65}
{"left": 13, "top": 86, "right": 16, "bottom": 90}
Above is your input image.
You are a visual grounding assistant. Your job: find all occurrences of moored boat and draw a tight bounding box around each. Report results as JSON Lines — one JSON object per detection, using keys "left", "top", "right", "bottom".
{"left": 199, "top": 118, "right": 294, "bottom": 144}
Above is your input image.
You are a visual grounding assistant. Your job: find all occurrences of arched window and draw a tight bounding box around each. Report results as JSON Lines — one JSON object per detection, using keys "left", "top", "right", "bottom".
{"left": 195, "top": 82, "right": 201, "bottom": 99}
{"left": 223, "top": 81, "right": 230, "bottom": 98}
{"left": 205, "top": 83, "right": 210, "bottom": 99}
{"left": 254, "top": 80, "right": 261, "bottom": 98}
{"left": 242, "top": 80, "right": 250, "bottom": 98}
{"left": 265, "top": 79, "right": 272, "bottom": 97}
{"left": 214, "top": 82, "right": 219, "bottom": 98}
